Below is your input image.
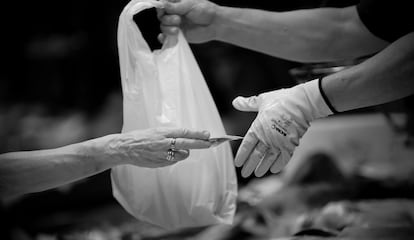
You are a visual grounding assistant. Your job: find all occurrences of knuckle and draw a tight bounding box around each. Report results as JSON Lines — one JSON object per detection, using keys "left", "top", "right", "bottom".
{"left": 173, "top": 138, "right": 182, "bottom": 148}
{"left": 156, "top": 10, "right": 164, "bottom": 19}
{"left": 155, "top": 127, "right": 166, "bottom": 135}
{"left": 166, "top": 15, "right": 180, "bottom": 24}
{"left": 164, "top": 3, "right": 176, "bottom": 13}
{"left": 160, "top": 25, "right": 171, "bottom": 32}
{"left": 258, "top": 142, "right": 269, "bottom": 151}
{"left": 161, "top": 15, "right": 170, "bottom": 23}
{"left": 163, "top": 138, "right": 171, "bottom": 148}
{"left": 165, "top": 15, "right": 175, "bottom": 22}
{"left": 181, "top": 128, "right": 189, "bottom": 137}
{"left": 173, "top": 15, "right": 181, "bottom": 24}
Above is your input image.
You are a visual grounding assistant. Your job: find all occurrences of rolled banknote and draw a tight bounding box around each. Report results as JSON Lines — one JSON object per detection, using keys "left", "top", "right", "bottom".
{"left": 209, "top": 135, "right": 243, "bottom": 147}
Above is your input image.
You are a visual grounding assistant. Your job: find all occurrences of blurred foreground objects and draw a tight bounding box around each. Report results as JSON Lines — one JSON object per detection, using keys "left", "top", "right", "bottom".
{"left": 7, "top": 146, "right": 413, "bottom": 240}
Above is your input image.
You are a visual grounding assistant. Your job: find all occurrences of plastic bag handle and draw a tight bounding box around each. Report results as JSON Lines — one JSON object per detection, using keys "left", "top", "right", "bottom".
{"left": 128, "top": 0, "right": 179, "bottom": 52}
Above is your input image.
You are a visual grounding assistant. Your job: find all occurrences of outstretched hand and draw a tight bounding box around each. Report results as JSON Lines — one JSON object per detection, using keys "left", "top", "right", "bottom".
{"left": 233, "top": 80, "right": 333, "bottom": 177}
{"left": 99, "top": 127, "right": 212, "bottom": 168}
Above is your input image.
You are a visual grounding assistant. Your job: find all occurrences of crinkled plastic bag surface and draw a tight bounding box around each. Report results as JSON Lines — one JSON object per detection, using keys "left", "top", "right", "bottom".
{"left": 111, "top": 0, "right": 238, "bottom": 230}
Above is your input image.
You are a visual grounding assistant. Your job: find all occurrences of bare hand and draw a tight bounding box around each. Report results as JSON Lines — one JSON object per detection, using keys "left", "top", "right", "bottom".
{"left": 157, "top": 0, "right": 218, "bottom": 43}
{"left": 99, "top": 128, "right": 212, "bottom": 168}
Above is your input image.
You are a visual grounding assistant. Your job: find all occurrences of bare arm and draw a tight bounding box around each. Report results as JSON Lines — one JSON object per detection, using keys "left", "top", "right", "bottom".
{"left": 213, "top": 6, "right": 388, "bottom": 62}
{"left": 0, "top": 139, "right": 114, "bottom": 198}
{"left": 324, "top": 32, "right": 414, "bottom": 112}
{"left": 230, "top": 32, "right": 414, "bottom": 178}
{"left": 0, "top": 128, "right": 211, "bottom": 198}
{"left": 160, "top": 1, "right": 389, "bottom": 62}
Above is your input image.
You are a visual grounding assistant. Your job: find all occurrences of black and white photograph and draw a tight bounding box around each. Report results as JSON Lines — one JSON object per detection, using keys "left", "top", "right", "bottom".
{"left": 1, "top": 0, "right": 414, "bottom": 239}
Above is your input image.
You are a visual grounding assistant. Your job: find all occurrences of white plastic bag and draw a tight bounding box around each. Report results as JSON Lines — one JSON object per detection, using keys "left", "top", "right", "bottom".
{"left": 111, "top": 0, "right": 238, "bottom": 230}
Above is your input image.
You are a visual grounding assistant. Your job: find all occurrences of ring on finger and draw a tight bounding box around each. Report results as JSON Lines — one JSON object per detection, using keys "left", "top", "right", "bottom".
{"left": 170, "top": 138, "right": 176, "bottom": 151}
{"left": 166, "top": 149, "right": 175, "bottom": 162}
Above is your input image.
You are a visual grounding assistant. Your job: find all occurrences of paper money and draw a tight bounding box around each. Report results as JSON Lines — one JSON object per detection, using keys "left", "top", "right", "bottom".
{"left": 209, "top": 135, "right": 243, "bottom": 147}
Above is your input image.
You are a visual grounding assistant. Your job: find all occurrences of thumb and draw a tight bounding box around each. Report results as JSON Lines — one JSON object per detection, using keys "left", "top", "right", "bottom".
{"left": 232, "top": 96, "right": 260, "bottom": 112}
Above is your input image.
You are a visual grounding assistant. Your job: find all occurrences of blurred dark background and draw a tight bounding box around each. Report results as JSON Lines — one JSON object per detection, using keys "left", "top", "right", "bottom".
{"left": 3, "top": 0, "right": 414, "bottom": 239}
{"left": 0, "top": 0, "right": 360, "bottom": 154}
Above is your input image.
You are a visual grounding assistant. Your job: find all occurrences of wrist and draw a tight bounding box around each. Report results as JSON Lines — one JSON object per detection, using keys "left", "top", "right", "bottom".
{"left": 300, "top": 79, "right": 334, "bottom": 119}
{"left": 211, "top": 5, "right": 230, "bottom": 41}
{"left": 86, "top": 134, "right": 127, "bottom": 167}
{"left": 318, "top": 77, "right": 338, "bottom": 114}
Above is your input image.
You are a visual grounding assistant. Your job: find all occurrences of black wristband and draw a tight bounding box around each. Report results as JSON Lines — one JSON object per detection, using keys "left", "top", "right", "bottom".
{"left": 318, "top": 77, "right": 338, "bottom": 114}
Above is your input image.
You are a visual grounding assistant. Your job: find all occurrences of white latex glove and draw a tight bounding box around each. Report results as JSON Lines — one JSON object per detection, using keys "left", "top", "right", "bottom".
{"left": 232, "top": 79, "right": 334, "bottom": 177}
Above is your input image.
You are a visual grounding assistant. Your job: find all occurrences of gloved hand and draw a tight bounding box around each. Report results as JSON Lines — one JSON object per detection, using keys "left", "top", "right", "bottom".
{"left": 232, "top": 79, "right": 334, "bottom": 177}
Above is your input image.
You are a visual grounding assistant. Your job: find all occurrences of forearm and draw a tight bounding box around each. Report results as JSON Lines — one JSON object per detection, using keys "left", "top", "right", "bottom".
{"left": 213, "top": 6, "right": 387, "bottom": 62}
{"left": 323, "top": 32, "right": 414, "bottom": 112}
{"left": 0, "top": 135, "right": 121, "bottom": 198}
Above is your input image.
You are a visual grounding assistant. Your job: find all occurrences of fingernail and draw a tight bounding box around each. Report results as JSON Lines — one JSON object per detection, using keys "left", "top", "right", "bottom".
{"left": 158, "top": 34, "right": 165, "bottom": 43}
{"left": 255, "top": 169, "right": 265, "bottom": 177}
{"left": 241, "top": 171, "right": 250, "bottom": 178}
{"left": 234, "top": 158, "right": 239, "bottom": 167}
{"left": 202, "top": 131, "right": 210, "bottom": 138}
{"left": 232, "top": 96, "right": 241, "bottom": 106}
{"left": 241, "top": 168, "right": 250, "bottom": 178}
{"left": 234, "top": 157, "right": 242, "bottom": 167}
{"left": 234, "top": 161, "right": 241, "bottom": 167}
{"left": 270, "top": 168, "right": 281, "bottom": 174}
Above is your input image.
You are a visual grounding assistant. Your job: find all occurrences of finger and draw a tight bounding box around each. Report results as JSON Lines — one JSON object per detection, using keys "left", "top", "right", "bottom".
{"left": 160, "top": 14, "right": 181, "bottom": 26}
{"left": 235, "top": 130, "right": 258, "bottom": 167}
{"left": 164, "top": 1, "right": 188, "bottom": 15}
{"left": 135, "top": 155, "right": 175, "bottom": 168}
{"left": 232, "top": 96, "right": 260, "bottom": 112}
{"left": 152, "top": 160, "right": 176, "bottom": 168}
{"left": 270, "top": 150, "right": 291, "bottom": 174}
{"left": 166, "top": 128, "right": 210, "bottom": 140}
{"left": 142, "top": 149, "right": 188, "bottom": 165}
{"left": 156, "top": 157, "right": 186, "bottom": 167}
{"left": 241, "top": 141, "right": 269, "bottom": 178}
{"left": 160, "top": 25, "right": 179, "bottom": 35}
{"left": 160, "top": 162, "right": 176, "bottom": 167}
{"left": 158, "top": 33, "right": 166, "bottom": 44}
{"left": 254, "top": 149, "right": 280, "bottom": 177}
{"left": 156, "top": 7, "right": 165, "bottom": 20}
{"left": 165, "top": 149, "right": 190, "bottom": 162}
{"left": 174, "top": 138, "right": 212, "bottom": 149}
